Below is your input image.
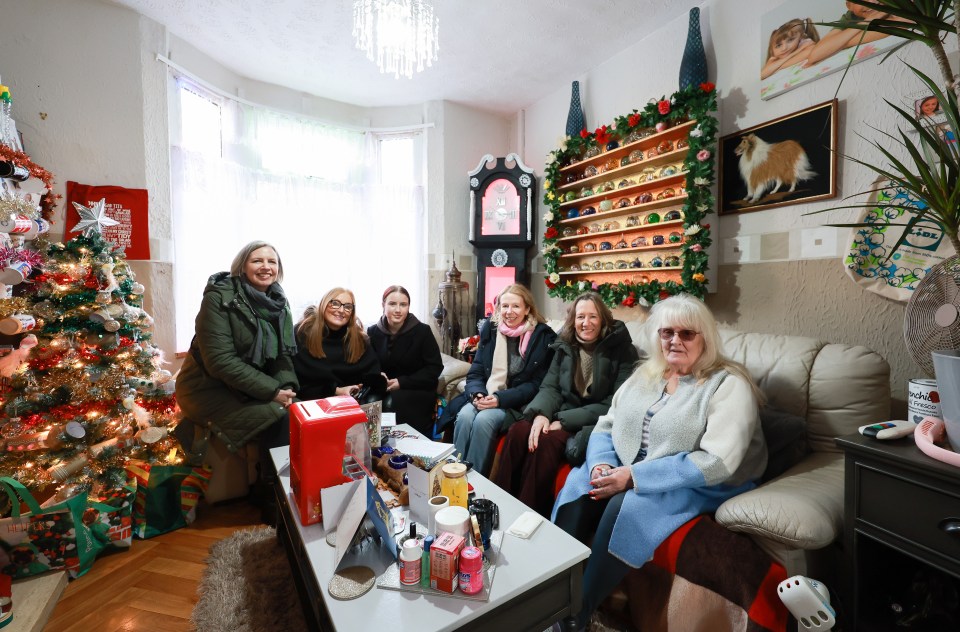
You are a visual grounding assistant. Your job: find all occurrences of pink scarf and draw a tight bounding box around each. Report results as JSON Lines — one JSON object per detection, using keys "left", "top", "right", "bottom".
{"left": 498, "top": 319, "right": 534, "bottom": 356}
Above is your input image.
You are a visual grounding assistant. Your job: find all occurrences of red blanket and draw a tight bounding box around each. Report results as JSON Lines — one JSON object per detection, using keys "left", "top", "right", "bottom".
{"left": 602, "top": 515, "right": 789, "bottom": 632}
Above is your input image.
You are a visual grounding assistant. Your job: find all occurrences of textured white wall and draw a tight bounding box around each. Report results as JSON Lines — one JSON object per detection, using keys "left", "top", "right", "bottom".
{"left": 520, "top": 0, "right": 950, "bottom": 412}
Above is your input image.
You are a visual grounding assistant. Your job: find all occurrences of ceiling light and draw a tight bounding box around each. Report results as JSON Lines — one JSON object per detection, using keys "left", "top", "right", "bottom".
{"left": 352, "top": 0, "right": 439, "bottom": 79}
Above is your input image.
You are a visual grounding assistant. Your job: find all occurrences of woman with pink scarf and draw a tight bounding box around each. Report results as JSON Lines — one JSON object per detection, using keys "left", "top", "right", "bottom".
{"left": 452, "top": 284, "right": 556, "bottom": 475}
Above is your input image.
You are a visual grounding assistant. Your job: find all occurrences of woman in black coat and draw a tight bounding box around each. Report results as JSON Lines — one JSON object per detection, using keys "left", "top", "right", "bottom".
{"left": 451, "top": 284, "right": 556, "bottom": 475}
{"left": 367, "top": 285, "right": 443, "bottom": 435}
{"left": 293, "top": 287, "right": 380, "bottom": 401}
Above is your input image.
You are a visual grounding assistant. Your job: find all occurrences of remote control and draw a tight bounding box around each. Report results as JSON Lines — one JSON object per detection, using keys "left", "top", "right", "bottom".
{"left": 858, "top": 420, "right": 915, "bottom": 440}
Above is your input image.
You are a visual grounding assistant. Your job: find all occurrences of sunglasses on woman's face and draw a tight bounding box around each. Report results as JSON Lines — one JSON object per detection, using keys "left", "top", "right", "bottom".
{"left": 658, "top": 328, "right": 700, "bottom": 342}
{"left": 328, "top": 300, "right": 355, "bottom": 312}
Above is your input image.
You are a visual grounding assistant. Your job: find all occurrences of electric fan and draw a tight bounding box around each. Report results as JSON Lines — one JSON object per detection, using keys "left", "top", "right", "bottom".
{"left": 904, "top": 256, "right": 960, "bottom": 377}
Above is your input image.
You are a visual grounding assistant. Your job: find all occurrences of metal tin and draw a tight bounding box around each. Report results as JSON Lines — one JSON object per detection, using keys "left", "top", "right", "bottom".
{"left": 907, "top": 378, "right": 940, "bottom": 423}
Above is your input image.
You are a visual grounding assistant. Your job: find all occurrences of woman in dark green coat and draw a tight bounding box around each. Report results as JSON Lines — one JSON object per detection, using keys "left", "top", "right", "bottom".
{"left": 492, "top": 291, "right": 639, "bottom": 517}
{"left": 175, "top": 241, "right": 299, "bottom": 459}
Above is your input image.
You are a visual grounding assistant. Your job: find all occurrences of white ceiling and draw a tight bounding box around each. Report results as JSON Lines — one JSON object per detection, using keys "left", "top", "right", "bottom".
{"left": 107, "top": 0, "right": 703, "bottom": 115}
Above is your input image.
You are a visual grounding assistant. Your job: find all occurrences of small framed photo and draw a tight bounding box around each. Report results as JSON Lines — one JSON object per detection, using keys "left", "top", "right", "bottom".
{"left": 718, "top": 99, "right": 838, "bottom": 215}
{"left": 915, "top": 94, "right": 943, "bottom": 120}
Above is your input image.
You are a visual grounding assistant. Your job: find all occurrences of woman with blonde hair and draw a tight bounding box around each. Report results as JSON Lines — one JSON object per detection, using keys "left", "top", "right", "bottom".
{"left": 293, "top": 287, "right": 380, "bottom": 401}
{"left": 553, "top": 294, "right": 766, "bottom": 630}
{"left": 450, "top": 284, "right": 556, "bottom": 475}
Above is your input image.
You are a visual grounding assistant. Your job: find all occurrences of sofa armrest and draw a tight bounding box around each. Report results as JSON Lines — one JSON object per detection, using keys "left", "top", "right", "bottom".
{"left": 438, "top": 353, "right": 471, "bottom": 401}
{"left": 715, "top": 451, "right": 844, "bottom": 550}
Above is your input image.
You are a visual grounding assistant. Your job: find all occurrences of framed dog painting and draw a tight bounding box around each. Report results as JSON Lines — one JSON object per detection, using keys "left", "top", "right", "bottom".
{"left": 718, "top": 99, "right": 837, "bottom": 215}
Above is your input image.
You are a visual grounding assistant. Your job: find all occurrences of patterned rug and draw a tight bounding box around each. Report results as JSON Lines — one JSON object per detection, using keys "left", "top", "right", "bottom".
{"left": 192, "top": 526, "right": 308, "bottom": 632}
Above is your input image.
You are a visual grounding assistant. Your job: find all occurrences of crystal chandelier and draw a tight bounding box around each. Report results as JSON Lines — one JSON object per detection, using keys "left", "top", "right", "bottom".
{"left": 352, "top": 0, "right": 439, "bottom": 79}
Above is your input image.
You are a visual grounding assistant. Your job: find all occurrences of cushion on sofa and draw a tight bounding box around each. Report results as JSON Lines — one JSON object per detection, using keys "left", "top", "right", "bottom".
{"left": 759, "top": 406, "right": 809, "bottom": 482}
{"left": 807, "top": 342, "right": 891, "bottom": 453}
{"left": 714, "top": 451, "right": 844, "bottom": 549}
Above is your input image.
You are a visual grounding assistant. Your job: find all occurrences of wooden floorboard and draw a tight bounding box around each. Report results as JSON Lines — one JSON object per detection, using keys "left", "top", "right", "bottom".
{"left": 44, "top": 499, "right": 262, "bottom": 632}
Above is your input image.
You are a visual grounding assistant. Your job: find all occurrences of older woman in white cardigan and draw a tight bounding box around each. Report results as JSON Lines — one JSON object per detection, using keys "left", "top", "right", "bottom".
{"left": 552, "top": 294, "right": 767, "bottom": 630}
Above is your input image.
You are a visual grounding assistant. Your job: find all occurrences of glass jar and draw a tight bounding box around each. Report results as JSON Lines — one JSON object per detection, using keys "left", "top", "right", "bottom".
{"left": 441, "top": 462, "right": 469, "bottom": 508}
{"left": 657, "top": 188, "right": 676, "bottom": 200}
{"left": 620, "top": 156, "right": 632, "bottom": 168}
{"left": 669, "top": 231, "right": 682, "bottom": 243}
{"left": 625, "top": 215, "right": 639, "bottom": 227}
{"left": 581, "top": 206, "right": 597, "bottom": 216}
{"left": 646, "top": 212, "right": 661, "bottom": 224}
{"left": 652, "top": 234, "right": 666, "bottom": 246}
{"left": 650, "top": 256, "right": 664, "bottom": 268}
{"left": 635, "top": 192, "right": 654, "bottom": 205}
{"left": 583, "top": 242, "right": 597, "bottom": 252}
{"left": 584, "top": 165, "right": 599, "bottom": 178}
{"left": 617, "top": 197, "right": 632, "bottom": 209}
{"left": 665, "top": 255, "right": 681, "bottom": 267}
{"left": 628, "top": 149, "right": 644, "bottom": 163}
{"left": 664, "top": 210, "right": 682, "bottom": 221}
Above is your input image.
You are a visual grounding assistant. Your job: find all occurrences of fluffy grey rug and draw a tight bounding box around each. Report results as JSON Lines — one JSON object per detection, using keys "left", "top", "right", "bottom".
{"left": 192, "top": 526, "right": 308, "bottom": 632}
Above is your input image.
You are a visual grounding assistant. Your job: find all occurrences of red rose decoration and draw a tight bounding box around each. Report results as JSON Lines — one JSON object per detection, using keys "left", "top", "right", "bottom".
{"left": 628, "top": 113, "right": 641, "bottom": 127}
{"left": 545, "top": 278, "right": 556, "bottom": 289}
{"left": 580, "top": 129, "right": 590, "bottom": 139}
{"left": 658, "top": 100, "right": 671, "bottom": 115}
{"left": 659, "top": 290, "right": 671, "bottom": 300}
{"left": 700, "top": 82, "right": 715, "bottom": 93}
{"left": 544, "top": 227, "right": 559, "bottom": 240}
{"left": 622, "top": 297, "right": 636, "bottom": 307}
{"left": 594, "top": 125, "right": 611, "bottom": 146}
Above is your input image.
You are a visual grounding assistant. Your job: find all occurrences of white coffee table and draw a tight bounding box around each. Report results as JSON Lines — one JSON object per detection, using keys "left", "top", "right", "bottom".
{"left": 270, "top": 437, "right": 590, "bottom": 632}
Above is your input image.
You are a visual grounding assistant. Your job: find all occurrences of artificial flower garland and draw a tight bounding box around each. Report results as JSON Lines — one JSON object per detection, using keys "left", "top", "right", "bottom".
{"left": 541, "top": 82, "right": 718, "bottom": 308}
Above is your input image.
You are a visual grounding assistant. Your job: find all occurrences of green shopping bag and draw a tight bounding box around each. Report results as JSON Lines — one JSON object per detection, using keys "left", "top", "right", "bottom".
{"left": 0, "top": 477, "right": 105, "bottom": 579}
{"left": 125, "top": 460, "right": 211, "bottom": 539}
{"left": 84, "top": 481, "right": 137, "bottom": 551}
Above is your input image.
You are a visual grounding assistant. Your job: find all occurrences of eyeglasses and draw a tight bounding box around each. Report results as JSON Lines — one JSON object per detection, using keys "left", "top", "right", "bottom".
{"left": 328, "top": 300, "right": 355, "bottom": 312}
{"left": 658, "top": 328, "right": 700, "bottom": 342}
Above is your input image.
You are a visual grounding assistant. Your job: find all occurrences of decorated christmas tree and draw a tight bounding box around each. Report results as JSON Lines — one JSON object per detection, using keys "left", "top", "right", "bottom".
{"left": 0, "top": 200, "right": 179, "bottom": 497}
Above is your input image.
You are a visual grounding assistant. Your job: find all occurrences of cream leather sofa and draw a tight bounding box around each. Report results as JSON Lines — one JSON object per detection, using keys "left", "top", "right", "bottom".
{"left": 439, "top": 322, "right": 891, "bottom": 576}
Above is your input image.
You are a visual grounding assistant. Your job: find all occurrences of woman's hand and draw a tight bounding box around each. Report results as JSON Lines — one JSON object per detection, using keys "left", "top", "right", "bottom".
{"left": 381, "top": 372, "right": 400, "bottom": 392}
{"left": 336, "top": 384, "right": 361, "bottom": 397}
{"left": 528, "top": 416, "right": 563, "bottom": 451}
{"left": 474, "top": 394, "right": 499, "bottom": 410}
{"left": 589, "top": 465, "right": 633, "bottom": 500}
{"left": 273, "top": 388, "right": 297, "bottom": 408}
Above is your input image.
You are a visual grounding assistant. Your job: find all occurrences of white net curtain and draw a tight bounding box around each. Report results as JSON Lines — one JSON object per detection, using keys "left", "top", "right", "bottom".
{"left": 169, "top": 76, "right": 426, "bottom": 351}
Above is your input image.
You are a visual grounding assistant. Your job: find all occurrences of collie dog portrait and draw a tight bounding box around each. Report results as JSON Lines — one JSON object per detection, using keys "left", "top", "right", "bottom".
{"left": 734, "top": 133, "right": 815, "bottom": 203}
{"left": 719, "top": 99, "right": 836, "bottom": 215}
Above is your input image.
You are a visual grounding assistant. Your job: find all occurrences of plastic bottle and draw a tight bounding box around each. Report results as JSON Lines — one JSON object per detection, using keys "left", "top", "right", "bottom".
{"left": 420, "top": 535, "right": 433, "bottom": 587}
{"left": 399, "top": 538, "right": 422, "bottom": 585}
{"left": 458, "top": 546, "right": 484, "bottom": 594}
{"left": 441, "top": 462, "right": 469, "bottom": 508}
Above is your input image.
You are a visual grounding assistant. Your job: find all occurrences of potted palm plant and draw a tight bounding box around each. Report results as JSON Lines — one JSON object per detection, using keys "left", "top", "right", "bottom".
{"left": 822, "top": 1, "right": 960, "bottom": 445}
{"left": 815, "top": 0, "right": 960, "bottom": 255}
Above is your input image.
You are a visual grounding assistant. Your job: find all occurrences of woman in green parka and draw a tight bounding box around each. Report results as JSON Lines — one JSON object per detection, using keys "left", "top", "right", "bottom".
{"left": 492, "top": 292, "right": 639, "bottom": 517}
{"left": 175, "top": 241, "right": 299, "bottom": 461}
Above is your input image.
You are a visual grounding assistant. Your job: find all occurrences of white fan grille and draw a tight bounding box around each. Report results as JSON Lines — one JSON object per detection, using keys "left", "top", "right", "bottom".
{"left": 904, "top": 256, "right": 960, "bottom": 377}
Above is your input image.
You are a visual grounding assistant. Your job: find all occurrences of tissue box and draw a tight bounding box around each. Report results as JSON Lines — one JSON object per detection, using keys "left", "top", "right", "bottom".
{"left": 430, "top": 531, "right": 465, "bottom": 593}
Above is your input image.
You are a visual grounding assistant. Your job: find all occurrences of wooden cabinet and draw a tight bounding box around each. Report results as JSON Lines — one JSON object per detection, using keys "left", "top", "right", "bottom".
{"left": 554, "top": 120, "right": 695, "bottom": 286}
{"left": 836, "top": 433, "right": 960, "bottom": 631}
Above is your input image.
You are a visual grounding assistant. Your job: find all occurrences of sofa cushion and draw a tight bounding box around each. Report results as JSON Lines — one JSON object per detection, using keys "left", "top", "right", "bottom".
{"left": 759, "top": 406, "right": 808, "bottom": 482}
{"left": 715, "top": 452, "right": 844, "bottom": 549}
{"left": 807, "top": 342, "right": 890, "bottom": 453}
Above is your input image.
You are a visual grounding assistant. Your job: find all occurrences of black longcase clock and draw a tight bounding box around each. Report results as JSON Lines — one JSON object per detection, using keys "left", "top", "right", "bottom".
{"left": 468, "top": 154, "right": 536, "bottom": 321}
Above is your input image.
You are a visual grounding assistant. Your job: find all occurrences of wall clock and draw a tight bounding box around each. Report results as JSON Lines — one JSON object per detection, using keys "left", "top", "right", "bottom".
{"left": 467, "top": 154, "right": 537, "bottom": 322}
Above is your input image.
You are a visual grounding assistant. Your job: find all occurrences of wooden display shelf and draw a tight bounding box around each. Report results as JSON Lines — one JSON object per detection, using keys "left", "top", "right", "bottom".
{"left": 557, "top": 267, "right": 683, "bottom": 286}
{"left": 559, "top": 241, "right": 683, "bottom": 259}
{"left": 557, "top": 172, "right": 687, "bottom": 211}
{"left": 558, "top": 120, "right": 696, "bottom": 174}
{"left": 557, "top": 217, "right": 685, "bottom": 240}
{"left": 557, "top": 147, "right": 689, "bottom": 193}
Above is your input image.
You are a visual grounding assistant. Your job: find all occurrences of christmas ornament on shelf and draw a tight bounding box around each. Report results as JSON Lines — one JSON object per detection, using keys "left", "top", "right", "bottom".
{"left": 0, "top": 216, "right": 179, "bottom": 494}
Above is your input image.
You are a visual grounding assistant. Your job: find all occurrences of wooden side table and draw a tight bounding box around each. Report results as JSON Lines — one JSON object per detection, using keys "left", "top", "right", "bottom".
{"left": 837, "top": 433, "right": 960, "bottom": 630}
